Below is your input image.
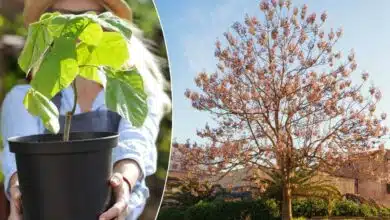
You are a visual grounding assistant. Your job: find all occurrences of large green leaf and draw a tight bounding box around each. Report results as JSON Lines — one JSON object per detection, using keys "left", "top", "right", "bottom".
{"left": 105, "top": 68, "right": 148, "bottom": 127}
{"left": 76, "top": 43, "right": 102, "bottom": 85}
{"left": 79, "top": 23, "right": 103, "bottom": 46}
{"left": 98, "top": 12, "right": 132, "bottom": 39}
{"left": 30, "top": 37, "right": 79, "bottom": 98}
{"left": 76, "top": 32, "right": 128, "bottom": 83}
{"left": 23, "top": 88, "right": 60, "bottom": 133}
{"left": 18, "top": 22, "right": 53, "bottom": 74}
{"left": 48, "top": 15, "right": 91, "bottom": 39}
{"left": 95, "top": 32, "right": 129, "bottom": 69}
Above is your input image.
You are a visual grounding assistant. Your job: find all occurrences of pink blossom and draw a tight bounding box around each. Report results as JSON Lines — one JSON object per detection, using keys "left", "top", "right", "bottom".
{"left": 260, "top": 1, "right": 269, "bottom": 11}
{"left": 362, "top": 72, "right": 369, "bottom": 81}
{"left": 306, "top": 13, "right": 316, "bottom": 24}
{"left": 321, "top": 11, "right": 328, "bottom": 22}
{"left": 293, "top": 7, "right": 298, "bottom": 15}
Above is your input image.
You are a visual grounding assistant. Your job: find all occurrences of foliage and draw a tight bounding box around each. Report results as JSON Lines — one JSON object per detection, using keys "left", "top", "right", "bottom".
{"left": 163, "top": 177, "right": 226, "bottom": 207}
{"left": 18, "top": 12, "right": 148, "bottom": 134}
{"left": 158, "top": 196, "right": 390, "bottom": 219}
{"left": 175, "top": 0, "right": 388, "bottom": 219}
{"left": 379, "top": 207, "right": 390, "bottom": 217}
{"left": 158, "top": 199, "right": 280, "bottom": 220}
{"left": 260, "top": 169, "right": 341, "bottom": 202}
{"left": 332, "top": 200, "right": 361, "bottom": 217}
{"left": 293, "top": 198, "right": 328, "bottom": 218}
{"left": 359, "top": 204, "right": 378, "bottom": 217}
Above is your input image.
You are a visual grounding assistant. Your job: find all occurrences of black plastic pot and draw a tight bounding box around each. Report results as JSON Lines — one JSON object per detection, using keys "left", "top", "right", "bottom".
{"left": 8, "top": 132, "right": 118, "bottom": 220}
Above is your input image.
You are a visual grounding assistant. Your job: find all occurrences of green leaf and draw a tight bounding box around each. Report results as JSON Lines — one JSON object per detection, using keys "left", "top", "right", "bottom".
{"left": 31, "top": 37, "right": 79, "bottom": 98}
{"left": 76, "top": 43, "right": 102, "bottom": 85}
{"left": 94, "top": 32, "right": 129, "bottom": 69}
{"left": 98, "top": 12, "right": 132, "bottom": 39}
{"left": 79, "top": 23, "right": 103, "bottom": 46}
{"left": 18, "top": 22, "right": 53, "bottom": 74}
{"left": 23, "top": 88, "right": 60, "bottom": 133}
{"left": 48, "top": 15, "right": 91, "bottom": 39}
{"left": 105, "top": 68, "right": 148, "bottom": 127}
{"left": 76, "top": 32, "right": 129, "bottom": 71}
{"left": 39, "top": 12, "right": 61, "bottom": 22}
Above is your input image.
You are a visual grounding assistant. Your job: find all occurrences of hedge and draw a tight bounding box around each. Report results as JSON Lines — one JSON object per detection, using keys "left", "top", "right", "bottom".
{"left": 158, "top": 199, "right": 280, "bottom": 220}
{"left": 158, "top": 198, "right": 390, "bottom": 220}
{"left": 293, "top": 198, "right": 328, "bottom": 218}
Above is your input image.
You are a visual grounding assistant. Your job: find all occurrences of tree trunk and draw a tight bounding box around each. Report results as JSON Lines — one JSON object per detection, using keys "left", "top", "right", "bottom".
{"left": 281, "top": 183, "right": 293, "bottom": 220}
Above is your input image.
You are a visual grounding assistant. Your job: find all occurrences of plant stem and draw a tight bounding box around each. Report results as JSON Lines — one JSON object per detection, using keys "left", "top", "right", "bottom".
{"left": 63, "top": 80, "right": 78, "bottom": 141}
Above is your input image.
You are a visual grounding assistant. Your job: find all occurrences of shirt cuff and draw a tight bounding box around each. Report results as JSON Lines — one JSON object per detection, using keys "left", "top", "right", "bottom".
{"left": 112, "top": 152, "right": 145, "bottom": 182}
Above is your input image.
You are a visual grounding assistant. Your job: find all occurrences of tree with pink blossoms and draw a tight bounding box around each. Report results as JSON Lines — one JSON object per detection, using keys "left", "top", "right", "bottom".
{"left": 176, "top": 0, "right": 388, "bottom": 219}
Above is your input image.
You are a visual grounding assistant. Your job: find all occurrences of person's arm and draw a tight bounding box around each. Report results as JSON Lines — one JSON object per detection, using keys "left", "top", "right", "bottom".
{"left": 112, "top": 92, "right": 163, "bottom": 190}
{"left": 99, "top": 92, "right": 164, "bottom": 220}
{"left": 0, "top": 85, "right": 40, "bottom": 199}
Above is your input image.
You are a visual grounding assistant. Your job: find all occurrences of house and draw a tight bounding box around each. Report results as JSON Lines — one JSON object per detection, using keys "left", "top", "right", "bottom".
{"left": 167, "top": 147, "right": 390, "bottom": 206}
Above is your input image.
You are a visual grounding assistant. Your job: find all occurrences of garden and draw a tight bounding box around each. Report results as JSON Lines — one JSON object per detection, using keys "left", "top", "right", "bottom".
{"left": 158, "top": 197, "right": 390, "bottom": 220}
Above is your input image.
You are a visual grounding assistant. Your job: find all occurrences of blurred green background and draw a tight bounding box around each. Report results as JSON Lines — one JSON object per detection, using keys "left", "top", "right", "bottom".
{"left": 0, "top": 0, "right": 171, "bottom": 219}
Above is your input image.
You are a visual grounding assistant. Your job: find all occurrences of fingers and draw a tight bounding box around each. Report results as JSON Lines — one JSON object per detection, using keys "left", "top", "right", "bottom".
{"left": 9, "top": 185, "right": 22, "bottom": 212}
{"left": 99, "top": 173, "right": 130, "bottom": 220}
{"left": 109, "top": 173, "right": 123, "bottom": 188}
{"left": 99, "top": 199, "right": 128, "bottom": 220}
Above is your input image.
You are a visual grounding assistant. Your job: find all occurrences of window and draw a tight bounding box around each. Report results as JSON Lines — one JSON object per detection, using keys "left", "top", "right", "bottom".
{"left": 387, "top": 184, "right": 390, "bottom": 194}
{"left": 354, "top": 179, "right": 359, "bottom": 194}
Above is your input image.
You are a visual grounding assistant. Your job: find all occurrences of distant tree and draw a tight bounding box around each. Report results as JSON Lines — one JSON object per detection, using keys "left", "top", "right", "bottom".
{"left": 176, "top": 0, "right": 388, "bottom": 219}
{"left": 163, "top": 176, "right": 225, "bottom": 207}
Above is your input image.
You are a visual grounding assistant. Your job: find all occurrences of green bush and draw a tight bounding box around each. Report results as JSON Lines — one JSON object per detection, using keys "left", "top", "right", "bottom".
{"left": 158, "top": 197, "right": 389, "bottom": 219}
{"left": 292, "top": 198, "right": 328, "bottom": 218}
{"left": 157, "top": 208, "right": 186, "bottom": 220}
{"left": 157, "top": 199, "right": 280, "bottom": 220}
{"left": 379, "top": 207, "right": 390, "bottom": 217}
{"left": 332, "top": 200, "right": 360, "bottom": 217}
{"left": 359, "top": 204, "right": 378, "bottom": 217}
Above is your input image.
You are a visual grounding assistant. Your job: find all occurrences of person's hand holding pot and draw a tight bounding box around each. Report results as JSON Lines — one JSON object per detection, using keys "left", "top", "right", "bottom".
{"left": 99, "top": 159, "right": 141, "bottom": 220}
{"left": 8, "top": 173, "right": 22, "bottom": 220}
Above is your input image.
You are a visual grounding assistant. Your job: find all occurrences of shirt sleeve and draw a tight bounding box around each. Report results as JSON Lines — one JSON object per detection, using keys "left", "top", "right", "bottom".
{"left": 111, "top": 92, "right": 164, "bottom": 179}
{"left": 0, "top": 85, "right": 40, "bottom": 199}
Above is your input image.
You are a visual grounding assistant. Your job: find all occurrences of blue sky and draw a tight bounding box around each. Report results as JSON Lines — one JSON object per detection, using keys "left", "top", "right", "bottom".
{"left": 154, "top": 0, "right": 390, "bottom": 143}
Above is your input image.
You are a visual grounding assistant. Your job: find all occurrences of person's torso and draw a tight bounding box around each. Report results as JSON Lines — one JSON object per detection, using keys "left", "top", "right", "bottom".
{"left": 44, "top": 91, "right": 121, "bottom": 134}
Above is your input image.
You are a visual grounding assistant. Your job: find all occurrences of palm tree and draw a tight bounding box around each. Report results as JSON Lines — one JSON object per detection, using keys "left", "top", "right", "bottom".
{"left": 253, "top": 168, "right": 341, "bottom": 216}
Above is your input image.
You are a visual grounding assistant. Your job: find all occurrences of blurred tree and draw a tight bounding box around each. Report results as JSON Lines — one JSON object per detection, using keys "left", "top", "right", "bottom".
{"left": 163, "top": 177, "right": 225, "bottom": 207}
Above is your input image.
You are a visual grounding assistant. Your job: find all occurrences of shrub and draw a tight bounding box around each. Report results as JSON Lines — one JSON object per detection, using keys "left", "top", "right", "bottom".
{"left": 157, "top": 197, "right": 387, "bottom": 219}
{"left": 359, "top": 204, "right": 378, "bottom": 217}
{"left": 379, "top": 207, "right": 390, "bottom": 217}
{"left": 332, "top": 200, "right": 360, "bottom": 217}
{"left": 157, "top": 199, "right": 280, "bottom": 220}
{"left": 157, "top": 208, "right": 186, "bottom": 220}
{"left": 292, "top": 198, "right": 328, "bottom": 218}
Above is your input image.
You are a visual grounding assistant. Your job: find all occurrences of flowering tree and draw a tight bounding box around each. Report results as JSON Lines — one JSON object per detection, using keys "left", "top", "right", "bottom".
{"left": 176, "top": 0, "right": 388, "bottom": 219}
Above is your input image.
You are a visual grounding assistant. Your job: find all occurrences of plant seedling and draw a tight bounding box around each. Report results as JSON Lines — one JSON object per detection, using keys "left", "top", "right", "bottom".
{"left": 18, "top": 12, "right": 148, "bottom": 141}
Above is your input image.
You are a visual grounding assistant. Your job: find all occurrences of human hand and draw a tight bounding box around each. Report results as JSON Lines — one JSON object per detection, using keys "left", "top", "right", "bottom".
{"left": 99, "top": 173, "right": 131, "bottom": 220}
{"left": 8, "top": 174, "right": 22, "bottom": 220}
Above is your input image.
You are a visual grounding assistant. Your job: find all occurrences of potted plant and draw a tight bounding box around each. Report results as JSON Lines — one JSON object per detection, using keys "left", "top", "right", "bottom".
{"left": 7, "top": 11, "right": 148, "bottom": 220}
